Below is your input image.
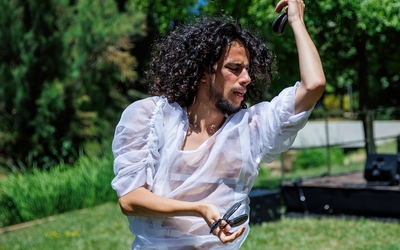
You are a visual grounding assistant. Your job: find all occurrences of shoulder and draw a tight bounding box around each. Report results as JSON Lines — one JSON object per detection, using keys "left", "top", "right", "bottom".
{"left": 120, "top": 96, "right": 184, "bottom": 124}
{"left": 121, "top": 96, "right": 165, "bottom": 117}
{"left": 125, "top": 96, "right": 161, "bottom": 111}
{"left": 227, "top": 84, "right": 299, "bottom": 124}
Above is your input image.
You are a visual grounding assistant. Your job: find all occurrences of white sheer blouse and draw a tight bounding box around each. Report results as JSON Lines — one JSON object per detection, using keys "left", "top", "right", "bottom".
{"left": 111, "top": 82, "right": 313, "bottom": 250}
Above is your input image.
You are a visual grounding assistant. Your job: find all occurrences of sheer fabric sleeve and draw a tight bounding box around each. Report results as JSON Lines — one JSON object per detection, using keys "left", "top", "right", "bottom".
{"left": 256, "top": 82, "right": 313, "bottom": 163}
{"left": 111, "top": 97, "right": 165, "bottom": 197}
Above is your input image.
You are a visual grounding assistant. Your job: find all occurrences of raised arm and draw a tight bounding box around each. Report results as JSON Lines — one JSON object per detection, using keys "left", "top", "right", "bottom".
{"left": 275, "top": 0, "right": 326, "bottom": 114}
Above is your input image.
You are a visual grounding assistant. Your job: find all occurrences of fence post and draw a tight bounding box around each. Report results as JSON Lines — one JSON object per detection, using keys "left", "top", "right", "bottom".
{"left": 324, "top": 113, "right": 331, "bottom": 175}
{"left": 280, "top": 152, "right": 285, "bottom": 183}
{"left": 363, "top": 110, "right": 376, "bottom": 154}
{"left": 397, "top": 135, "right": 400, "bottom": 153}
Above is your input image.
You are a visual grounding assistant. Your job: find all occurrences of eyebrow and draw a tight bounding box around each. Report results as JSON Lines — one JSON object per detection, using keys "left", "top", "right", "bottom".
{"left": 225, "top": 62, "right": 248, "bottom": 67}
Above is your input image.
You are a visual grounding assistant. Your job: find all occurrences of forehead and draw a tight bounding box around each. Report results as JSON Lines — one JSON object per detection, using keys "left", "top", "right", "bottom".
{"left": 220, "top": 40, "right": 250, "bottom": 65}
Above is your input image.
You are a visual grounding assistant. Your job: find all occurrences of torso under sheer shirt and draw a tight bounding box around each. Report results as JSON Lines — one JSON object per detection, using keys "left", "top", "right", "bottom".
{"left": 111, "top": 82, "right": 313, "bottom": 250}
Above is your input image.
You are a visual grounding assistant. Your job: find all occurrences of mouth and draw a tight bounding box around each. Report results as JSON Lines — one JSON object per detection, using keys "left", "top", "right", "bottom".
{"left": 233, "top": 89, "right": 246, "bottom": 99}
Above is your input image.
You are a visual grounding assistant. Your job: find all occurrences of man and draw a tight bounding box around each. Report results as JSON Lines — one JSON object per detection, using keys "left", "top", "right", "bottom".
{"left": 111, "top": 0, "right": 325, "bottom": 249}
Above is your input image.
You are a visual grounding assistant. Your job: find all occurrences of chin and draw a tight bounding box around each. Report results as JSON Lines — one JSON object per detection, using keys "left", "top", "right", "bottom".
{"left": 216, "top": 100, "right": 242, "bottom": 116}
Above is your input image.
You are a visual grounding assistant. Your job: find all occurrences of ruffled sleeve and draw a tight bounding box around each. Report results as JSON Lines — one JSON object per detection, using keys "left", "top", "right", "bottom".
{"left": 111, "top": 96, "right": 167, "bottom": 197}
{"left": 256, "top": 82, "right": 313, "bottom": 162}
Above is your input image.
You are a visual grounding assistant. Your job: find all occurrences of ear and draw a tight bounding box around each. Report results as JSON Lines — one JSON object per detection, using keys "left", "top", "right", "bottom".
{"left": 200, "top": 71, "right": 209, "bottom": 84}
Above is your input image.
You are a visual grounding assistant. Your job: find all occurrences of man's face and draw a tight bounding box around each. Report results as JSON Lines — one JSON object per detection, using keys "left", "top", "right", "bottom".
{"left": 208, "top": 40, "right": 251, "bottom": 115}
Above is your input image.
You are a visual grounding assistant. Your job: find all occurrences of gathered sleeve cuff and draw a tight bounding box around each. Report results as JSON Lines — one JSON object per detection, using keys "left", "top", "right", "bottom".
{"left": 111, "top": 97, "right": 166, "bottom": 197}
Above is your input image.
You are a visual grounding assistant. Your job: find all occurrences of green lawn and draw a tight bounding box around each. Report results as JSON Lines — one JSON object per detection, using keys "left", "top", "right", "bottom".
{"left": 243, "top": 215, "right": 400, "bottom": 250}
{"left": 1, "top": 202, "right": 400, "bottom": 250}
{"left": 0, "top": 202, "right": 132, "bottom": 250}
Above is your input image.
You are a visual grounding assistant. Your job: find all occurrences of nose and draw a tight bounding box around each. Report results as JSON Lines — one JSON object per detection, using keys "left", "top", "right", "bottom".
{"left": 239, "top": 68, "right": 251, "bottom": 86}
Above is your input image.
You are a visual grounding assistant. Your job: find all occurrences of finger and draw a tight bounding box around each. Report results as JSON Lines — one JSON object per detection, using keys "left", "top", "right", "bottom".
{"left": 285, "top": 0, "right": 306, "bottom": 23}
{"left": 230, "top": 226, "right": 246, "bottom": 241}
{"left": 218, "top": 231, "right": 236, "bottom": 244}
{"left": 217, "top": 228, "right": 233, "bottom": 244}
{"left": 236, "top": 225, "right": 246, "bottom": 237}
{"left": 274, "top": 0, "right": 289, "bottom": 13}
{"left": 219, "top": 226, "right": 246, "bottom": 244}
{"left": 220, "top": 220, "right": 232, "bottom": 232}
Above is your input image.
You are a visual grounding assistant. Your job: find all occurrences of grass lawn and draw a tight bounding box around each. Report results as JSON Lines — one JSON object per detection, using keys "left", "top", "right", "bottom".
{"left": 1, "top": 202, "right": 400, "bottom": 250}
{"left": 244, "top": 216, "right": 400, "bottom": 250}
{"left": 0, "top": 202, "right": 133, "bottom": 250}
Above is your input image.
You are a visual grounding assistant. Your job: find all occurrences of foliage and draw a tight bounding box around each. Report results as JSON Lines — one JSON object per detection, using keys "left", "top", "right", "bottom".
{"left": 0, "top": 0, "right": 146, "bottom": 170}
{"left": 203, "top": 0, "right": 400, "bottom": 154}
{"left": 254, "top": 143, "right": 375, "bottom": 190}
{"left": 374, "top": 107, "right": 400, "bottom": 120}
{"left": 245, "top": 0, "right": 400, "bottom": 108}
{"left": 127, "top": 0, "right": 202, "bottom": 93}
{"left": 203, "top": 0, "right": 400, "bottom": 116}
{"left": 130, "top": 0, "right": 199, "bottom": 34}
{"left": 323, "top": 94, "right": 341, "bottom": 110}
{"left": 0, "top": 151, "right": 116, "bottom": 228}
{"left": 1, "top": 0, "right": 399, "bottom": 171}
{"left": 294, "top": 147, "right": 344, "bottom": 170}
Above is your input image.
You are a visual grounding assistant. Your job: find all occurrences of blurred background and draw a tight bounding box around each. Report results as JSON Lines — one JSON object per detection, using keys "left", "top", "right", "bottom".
{"left": 1, "top": 0, "right": 400, "bottom": 249}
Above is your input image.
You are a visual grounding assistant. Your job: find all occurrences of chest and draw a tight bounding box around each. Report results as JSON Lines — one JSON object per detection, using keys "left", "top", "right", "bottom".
{"left": 180, "top": 130, "right": 212, "bottom": 151}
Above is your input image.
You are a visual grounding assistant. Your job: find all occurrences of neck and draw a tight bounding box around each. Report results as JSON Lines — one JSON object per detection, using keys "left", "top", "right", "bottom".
{"left": 187, "top": 98, "right": 226, "bottom": 136}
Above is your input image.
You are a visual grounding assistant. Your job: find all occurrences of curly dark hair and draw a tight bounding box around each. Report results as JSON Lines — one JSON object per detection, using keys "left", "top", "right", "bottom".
{"left": 141, "top": 16, "right": 277, "bottom": 108}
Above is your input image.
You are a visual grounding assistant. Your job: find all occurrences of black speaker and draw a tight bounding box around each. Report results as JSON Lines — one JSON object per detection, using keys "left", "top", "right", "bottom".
{"left": 364, "top": 153, "right": 400, "bottom": 185}
{"left": 248, "top": 189, "right": 281, "bottom": 224}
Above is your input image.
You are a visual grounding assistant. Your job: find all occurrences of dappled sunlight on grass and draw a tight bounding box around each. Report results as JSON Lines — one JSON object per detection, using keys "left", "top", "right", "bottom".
{"left": 243, "top": 216, "right": 400, "bottom": 250}
{"left": 0, "top": 202, "right": 133, "bottom": 250}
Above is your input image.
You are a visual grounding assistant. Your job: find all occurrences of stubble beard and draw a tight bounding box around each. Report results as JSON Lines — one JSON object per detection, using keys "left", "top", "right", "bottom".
{"left": 207, "top": 81, "right": 242, "bottom": 116}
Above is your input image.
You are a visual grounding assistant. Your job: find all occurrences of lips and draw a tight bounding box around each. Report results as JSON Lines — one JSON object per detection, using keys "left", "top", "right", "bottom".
{"left": 233, "top": 88, "right": 246, "bottom": 98}
{"left": 234, "top": 91, "right": 245, "bottom": 97}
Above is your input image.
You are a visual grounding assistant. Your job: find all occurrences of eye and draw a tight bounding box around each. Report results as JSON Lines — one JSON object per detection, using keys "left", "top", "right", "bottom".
{"left": 227, "top": 67, "right": 239, "bottom": 71}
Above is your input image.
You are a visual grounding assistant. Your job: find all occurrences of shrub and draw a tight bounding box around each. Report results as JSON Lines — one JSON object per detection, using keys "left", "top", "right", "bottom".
{"left": 0, "top": 152, "right": 117, "bottom": 227}
{"left": 294, "top": 147, "right": 344, "bottom": 170}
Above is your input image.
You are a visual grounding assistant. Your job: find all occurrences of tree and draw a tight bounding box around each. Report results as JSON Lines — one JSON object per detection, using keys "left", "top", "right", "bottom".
{"left": 294, "top": 0, "right": 400, "bottom": 152}
{"left": 129, "top": 0, "right": 201, "bottom": 82}
{"left": 204, "top": 0, "right": 400, "bottom": 152}
{"left": 0, "top": 0, "right": 146, "bottom": 169}
{"left": 96, "top": 0, "right": 399, "bottom": 156}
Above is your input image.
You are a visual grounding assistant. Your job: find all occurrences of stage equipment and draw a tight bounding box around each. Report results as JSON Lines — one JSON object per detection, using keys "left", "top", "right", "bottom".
{"left": 248, "top": 189, "right": 281, "bottom": 224}
{"left": 364, "top": 153, "right": 400, "bottom": 185}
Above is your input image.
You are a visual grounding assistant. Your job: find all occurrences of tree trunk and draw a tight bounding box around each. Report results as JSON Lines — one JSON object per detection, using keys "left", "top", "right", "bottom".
{"left": 355, "top": 30, "right": 376, "bottom": 154}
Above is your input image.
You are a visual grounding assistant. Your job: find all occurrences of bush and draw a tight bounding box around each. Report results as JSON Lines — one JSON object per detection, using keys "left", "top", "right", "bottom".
{"left": 0, "top": 152, "right": 117, "bottom": 227}
{"left": 294, "top": 147, "right": 344, "bottom": 170}
{"left": 0, "top": 0, "right": 146, "bottom": 170}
